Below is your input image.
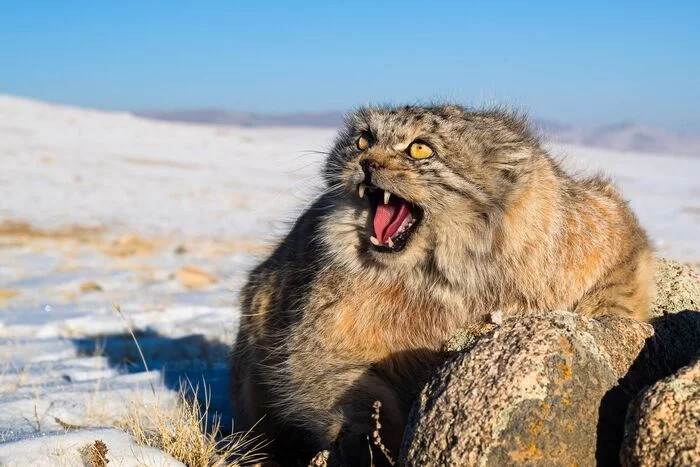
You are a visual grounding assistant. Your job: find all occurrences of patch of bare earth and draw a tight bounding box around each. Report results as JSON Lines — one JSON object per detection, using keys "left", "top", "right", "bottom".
{"left": 0, "top": 288, "right": 19, "bottom": 305}
{"left": 0, "top": 219, "right": 267, "bottom": 257}
{"left": 175, "top": 266, "right": 218, "bottom": 289}
{"left": 0, "top": 220, "right": 104, "bottom": 243}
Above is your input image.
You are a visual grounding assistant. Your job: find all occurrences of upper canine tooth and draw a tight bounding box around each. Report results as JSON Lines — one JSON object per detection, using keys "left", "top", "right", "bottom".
{"left": 384, "top": 190, "right": 391, "bottom": 204}
{"left": 387, "top": 237, "right": 394, "bottom": 248}
{"left": 358, "top": 183, "right": 366, "bottom": 199}
{"left": 370, "top": 236, "right": 381, "bottom": 246}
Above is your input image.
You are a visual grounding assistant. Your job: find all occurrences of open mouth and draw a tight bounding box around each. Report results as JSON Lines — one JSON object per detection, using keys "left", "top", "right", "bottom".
{"left": 357, "top": 183, "right": 422, "bottom": 252}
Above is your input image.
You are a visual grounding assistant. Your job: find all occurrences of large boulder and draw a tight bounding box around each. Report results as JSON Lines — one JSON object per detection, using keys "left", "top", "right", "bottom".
{"left": 400, "top": 258, "right": 700, "bottom": 466}
{"left": 400, "top": 312, "right": 652, "bottom": 466}
{"left": 401, "top": 308, "right": 700, "bottom": 466}
{"left": 653, "top": 258, "right": 700, "bottom": 317}
{"left": 620, "top": 355, "right": 700, "bottom": 466}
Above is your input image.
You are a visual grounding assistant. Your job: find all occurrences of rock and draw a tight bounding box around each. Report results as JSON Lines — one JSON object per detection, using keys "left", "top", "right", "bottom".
{"left": 442, "top": 315, "right": 502, "bottom": 353}
{"left": 102, "top": 233, "right": 156, "bottom": 257}
{"left": 441, "top": 327, "right": 480, "bottom": 353}
{"left": 401, "top": 312, "right": 651, "bottom": 466}
{"left": 0, "top": 288, "right": 19, "bottom": 303}
{"left": 653, "top": 258, "right": 700, "bottom": 317}
{"left": 620, "top": 356, "right": 700, "bottom": 466}
{"left": 400, "top": 310, "right": 700, "bottom": 466}
{"left": 442, "top": 326, "right": 489, "bottom": 353}
{"left": 401, "top": 260, "right": 700, "bottom": 465}
{"left": 79, "top": 281, "right": 103, "bottom": 293}
{"left": 175, "top": 265, "right": 217, "bottom": 289}
{"left": 598, "top": 310, "right": 700, "bottom": 463}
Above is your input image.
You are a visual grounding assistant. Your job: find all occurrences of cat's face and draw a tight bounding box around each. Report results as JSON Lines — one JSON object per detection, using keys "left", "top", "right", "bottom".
{"left": 323, "top": 105, "right": 537, "bottom": 270}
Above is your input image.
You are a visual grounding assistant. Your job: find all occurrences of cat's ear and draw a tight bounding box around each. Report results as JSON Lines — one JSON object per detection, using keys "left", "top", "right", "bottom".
{"left": 488, "top": 146, "right": 536, "bottom": 181}
{"left": 345, "top": 107, "right": 373, "bottom": 130}
{"left": 441, "top": 104, "right": 464, "bottom": 116}
{"left": 507, "top": 146, "right": 535, "bottom": 162}
{"left": 491, "top": 145, "right": 534, "bottom": 165}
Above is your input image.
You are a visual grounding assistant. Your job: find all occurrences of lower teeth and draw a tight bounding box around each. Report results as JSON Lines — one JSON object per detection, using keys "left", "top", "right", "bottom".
{"left": 371, "top": 217, "right": 415, "bottom": 250}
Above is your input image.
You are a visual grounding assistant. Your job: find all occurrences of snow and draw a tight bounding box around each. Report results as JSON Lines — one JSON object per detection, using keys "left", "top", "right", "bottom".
{"left": 0, "top": 428, "right": 185, "bottom": 466}
{"left": 548, "top": 143, "right": 700, "bottom": 261}
{"left": 0, "top": 94, "right": 698, "bottom": 465}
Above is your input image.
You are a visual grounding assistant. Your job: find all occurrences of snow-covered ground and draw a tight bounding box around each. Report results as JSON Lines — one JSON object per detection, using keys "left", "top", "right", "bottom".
{"left": 0, "top": 94, "right": 698, "bottom": 465}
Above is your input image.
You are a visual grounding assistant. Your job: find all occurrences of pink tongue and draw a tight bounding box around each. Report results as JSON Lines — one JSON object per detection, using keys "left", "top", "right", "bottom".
{"left": 373, "top": 201, "right": 411, "bottom": 244}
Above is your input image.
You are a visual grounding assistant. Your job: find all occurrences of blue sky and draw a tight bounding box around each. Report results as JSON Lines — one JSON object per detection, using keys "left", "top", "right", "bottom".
{"left": 1, "top": 1, "right": 698, "bottom": 131}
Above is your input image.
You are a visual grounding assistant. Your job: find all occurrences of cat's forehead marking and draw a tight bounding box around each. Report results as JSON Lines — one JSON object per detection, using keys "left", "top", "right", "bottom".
{"left": 371, "top": 113, "right": 429, "bottom": 147}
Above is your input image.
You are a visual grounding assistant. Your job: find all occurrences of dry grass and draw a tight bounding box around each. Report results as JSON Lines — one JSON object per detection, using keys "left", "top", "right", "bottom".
{"left": 308, "top": 450, "right": 329, "bottom": 466}
{"left": 112, "top": 302, "right": 267, "bottom": 466}
{"left": 112, "top": 302, "right": 156, "bottom": 397}
{"left": 370, "top": 401, "right": 396, "bottom": 466}
{"left": 119, "top": 384, "right": 266, "bottom": 467}
{"left": 0, "top": 360, "right": 33, "bottom": 394}
{"left": 308, "top": 401, "right": 397, "bottom": 467}
{"left": 86, "top": 439, "right": 109, "bottom": 467}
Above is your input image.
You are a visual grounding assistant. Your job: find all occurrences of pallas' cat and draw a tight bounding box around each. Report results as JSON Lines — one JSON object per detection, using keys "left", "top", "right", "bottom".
{"left": 231, "top": 105, "right": 653, "bottom": 465}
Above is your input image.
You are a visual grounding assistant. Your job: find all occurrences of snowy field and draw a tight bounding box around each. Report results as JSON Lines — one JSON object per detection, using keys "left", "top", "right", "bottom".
{"left": 0, "top": 94, "right": 699, "bottom": 464}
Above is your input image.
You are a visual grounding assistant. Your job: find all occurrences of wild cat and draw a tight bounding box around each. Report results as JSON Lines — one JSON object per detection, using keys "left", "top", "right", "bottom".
{"left": 231, "top": 104, "right": 654, "bottom": 465}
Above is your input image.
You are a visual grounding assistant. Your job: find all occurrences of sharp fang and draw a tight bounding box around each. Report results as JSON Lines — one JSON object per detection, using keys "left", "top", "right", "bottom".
{"left": 358, "top": 183, "right": 365, "bottom": 199}
{"left": 370, "top": 236, "right": 381, "bottom": 246}
{"left": 387, "top": 237, "right": 394, "bottom": 248}
{"left": 384, "top": 190, "right": 391, "bottom": 204}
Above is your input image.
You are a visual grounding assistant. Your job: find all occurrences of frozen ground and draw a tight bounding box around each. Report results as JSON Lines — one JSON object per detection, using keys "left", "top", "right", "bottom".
{"left": 0, "top": 94, "right": 699, "bottom": 465}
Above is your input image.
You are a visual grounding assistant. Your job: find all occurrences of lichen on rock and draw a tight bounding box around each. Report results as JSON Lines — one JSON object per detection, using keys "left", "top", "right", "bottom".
{"left": 401, "top": 312, "right": 653, "bottom": 466}
{"left": 401, "top": 258, "right": 700, "bottom": 466}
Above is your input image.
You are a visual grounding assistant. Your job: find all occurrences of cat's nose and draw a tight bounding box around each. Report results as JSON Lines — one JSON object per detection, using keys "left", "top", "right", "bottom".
{"left": 360, "top": 158, "right": 381, "bottom": 179}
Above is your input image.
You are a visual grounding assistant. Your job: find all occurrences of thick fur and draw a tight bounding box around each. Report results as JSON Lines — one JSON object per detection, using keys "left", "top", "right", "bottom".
{"left": 231, "top": 105, "right": 654, "bottom": 465}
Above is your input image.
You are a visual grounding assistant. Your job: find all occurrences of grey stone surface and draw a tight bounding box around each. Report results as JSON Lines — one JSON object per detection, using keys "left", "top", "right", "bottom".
{"left": 401, "top": 308, "right": 700, "bottom": 466}
{"left": 621, "top": 355, "right": 700, "bottom": 467}
{"left": 401, "top": 312, "right": 652, "bottom": 466}
{"left": 653, "top": 258, "right": 700, "bottom": 317}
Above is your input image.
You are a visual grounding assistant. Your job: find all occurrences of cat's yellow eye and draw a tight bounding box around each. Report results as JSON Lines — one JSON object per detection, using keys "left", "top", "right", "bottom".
{"left": 409, "top": 142, "right": 434, "bottom": 159}
{"left": 357, "top": 135, "right": 370, "bottom": 150}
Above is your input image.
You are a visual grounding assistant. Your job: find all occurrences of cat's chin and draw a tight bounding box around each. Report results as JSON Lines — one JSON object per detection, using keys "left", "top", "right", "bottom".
{"left": 363, "top": 229, "right": 431, "bottom": 274}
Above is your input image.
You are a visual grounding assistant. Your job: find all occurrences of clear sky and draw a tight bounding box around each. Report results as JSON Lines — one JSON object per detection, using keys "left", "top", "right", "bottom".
{"left": 1, "top": 1, "right": 698, "bottom": 131}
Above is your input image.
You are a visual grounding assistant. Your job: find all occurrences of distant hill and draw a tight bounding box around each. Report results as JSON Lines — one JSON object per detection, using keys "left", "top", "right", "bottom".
{"left": 533, "top": 120, "right": 700, "bottom": 157}
{"left": 135, "top": 109, "right": 700, "bottom": 157}
{"left": 134, "top": 108, "right": 345, "bottom": 128}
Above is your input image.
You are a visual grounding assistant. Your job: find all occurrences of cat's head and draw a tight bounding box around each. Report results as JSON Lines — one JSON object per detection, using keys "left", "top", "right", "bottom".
{"left": 321, "top": 104, "right": 542, "bottom": 275}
